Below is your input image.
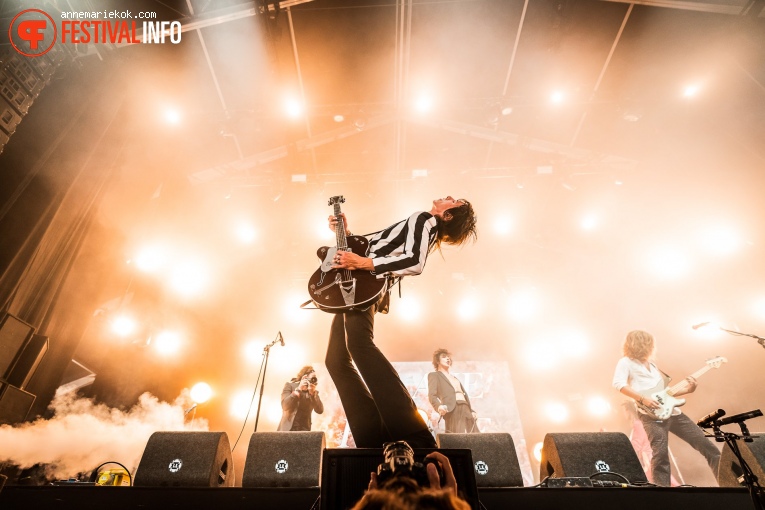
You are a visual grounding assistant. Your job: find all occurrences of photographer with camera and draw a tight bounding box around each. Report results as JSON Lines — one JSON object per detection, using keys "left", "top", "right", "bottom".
{"left": 277, "top": 366, "right": 324, "bottom": 432}
{"left": 352, "top": 442, "right": 469, "bottom": 510}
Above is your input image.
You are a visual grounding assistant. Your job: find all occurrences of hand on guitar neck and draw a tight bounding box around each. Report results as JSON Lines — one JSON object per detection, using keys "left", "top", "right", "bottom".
{"left": 328, "top": 213, "right": 374, "bottom": 270}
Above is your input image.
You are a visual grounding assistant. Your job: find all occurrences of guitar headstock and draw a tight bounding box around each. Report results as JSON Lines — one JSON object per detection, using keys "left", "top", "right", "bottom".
{"left": 706, "top": 356, "right": 728, "bottom": 369}
{"left": 328, "top": 196, "right": 345, "bottom": 206}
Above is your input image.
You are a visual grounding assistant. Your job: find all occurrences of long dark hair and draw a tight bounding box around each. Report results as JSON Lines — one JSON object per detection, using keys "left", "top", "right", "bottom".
{"left": 431, "top": 200, "right": 477, "bottom": 252}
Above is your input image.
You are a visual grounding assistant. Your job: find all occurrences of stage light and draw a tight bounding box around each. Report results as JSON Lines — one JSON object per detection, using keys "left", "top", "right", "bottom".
{"left": 242, "top": 339, "right": 263, "bottom": 364}
{"left": 492, "top": 216, "right": 514, "bottom": 236}
{"left": 397, "top": 295, "right": 422, "bottom": 322}
{"left": 153, "top": 330, "right": 182, "bottom": 356}
{"left": 234, "top": 222, "right": 257, "bottom": 244}
{"left": 413, "top": 93, "right": 433, "bottom": 114}
{"left": 682, "top": 84, "right": 700, "bottom": 98}
{"left": 646, "top": 247, "right": 691, "bottom": 280}
{"left": 544, "top": 402, "right": 569, "bottom": 423}
{"left": 506, "top": 289, "right": 539, "bottom": 323}
{"left": 587, "top": 396, "right": 612, "bottom": 417}
{"left": 550, "top": 91, "right": 565, "bottom": 104}
{"left": 285, "top": 97, "right": 303, "bottom": 118}
{"left": 168, "top": 257, "right": 210, "bottom": 298}
{"left": 163, "top": 108, "right": 182, "bottom": 125}
{"left": 282, "top": 292, "right": 310, "bottom": 324}
{"left": 533, "top": 441, "right": 543, "bottom": 462}
{"left": 190, "top": 382, "right": 213, "bottom": 404}
{"left": 456, "top": 295, "right": 480, "bottom": 321}
{"left": 111, "top": 314, "right": 137, "bottom": 337}
{"left": 691, "top": 319, "right": 725, "bottom": 341}
{"left": 230, "top": 390, "right": 256, "bottom": 420}
{"left": 699, "top": 224, "right": 741, "bottom": 256}
{"left": 317, "top": 219, "right": 337, "bottom": 240}
{"left": 135, "top": 245, "right": 167, "bottom": 273}
{"left": 333, "top": 114, "right": 345, "bottom": 122}
{"left": 579, "top": 213, "right": 599, "bottom": 231}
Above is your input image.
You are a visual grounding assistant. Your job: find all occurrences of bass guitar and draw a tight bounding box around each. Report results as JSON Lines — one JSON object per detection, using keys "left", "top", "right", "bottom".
{"left": 307, "top": 196, "right": 387, "bottom": 313}
{"left": 636, "top": 356, "right": 727, "bottom": 420}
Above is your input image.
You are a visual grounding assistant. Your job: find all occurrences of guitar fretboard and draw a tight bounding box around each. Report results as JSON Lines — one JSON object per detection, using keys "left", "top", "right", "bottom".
{"left": 333, "top": 201, "right": 348, "bottom": 249}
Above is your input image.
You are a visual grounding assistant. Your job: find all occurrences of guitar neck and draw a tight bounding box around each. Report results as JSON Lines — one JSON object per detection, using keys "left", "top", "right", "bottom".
{"left": 667, "top": 365, "right": 713, "bottom": 395}
{"left": 333, "top": 203, "right": 348, "bottom": 248}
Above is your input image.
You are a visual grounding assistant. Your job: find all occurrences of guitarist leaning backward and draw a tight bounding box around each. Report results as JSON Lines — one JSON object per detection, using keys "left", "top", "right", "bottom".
{"left": 612, "top": 330, "right": 721, "bottom": 486}
{"left": 325, "top": 196, "right": 477, "bottom": 449}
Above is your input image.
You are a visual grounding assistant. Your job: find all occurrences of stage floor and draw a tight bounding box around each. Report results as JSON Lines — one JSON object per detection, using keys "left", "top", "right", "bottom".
{"left": 0, "top": 485, "right": 753, "bottom": 510}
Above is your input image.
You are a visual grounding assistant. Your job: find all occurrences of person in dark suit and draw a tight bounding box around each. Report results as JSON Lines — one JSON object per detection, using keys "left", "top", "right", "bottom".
{"left": 427, "top": 348, "right": 478, "bottom": 433}
{"left": 277, "top": 366, "right": 324, "bottom": 431}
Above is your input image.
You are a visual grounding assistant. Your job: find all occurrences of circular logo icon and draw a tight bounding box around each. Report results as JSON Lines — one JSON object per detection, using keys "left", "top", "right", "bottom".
{"left": 9, "top": 9, "right": 57, "bottom": 57}
{"left": 168, "top": 458, "right": 183, "bottom": 473}
{"left": 275, "top": 459, "right": 289, "bottom": 474}
{"left": 474, "top": 460, "right": 489, "bottom": 476}
{"left": 594, "top": 460, "right": 610, "bottom": 473}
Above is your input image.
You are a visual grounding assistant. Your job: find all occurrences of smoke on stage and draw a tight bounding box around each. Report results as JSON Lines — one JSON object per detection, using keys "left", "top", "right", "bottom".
{"left": 0, "top": 388, "right": 207, "bottom": 481}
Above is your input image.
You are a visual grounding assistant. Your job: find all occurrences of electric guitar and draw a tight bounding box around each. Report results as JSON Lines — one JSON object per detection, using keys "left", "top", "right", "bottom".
{"left": 307, "top": 196, "right": 387, "bottom": 313}
{"left": 636, "top": 356, "right": 727, "bottom": 420}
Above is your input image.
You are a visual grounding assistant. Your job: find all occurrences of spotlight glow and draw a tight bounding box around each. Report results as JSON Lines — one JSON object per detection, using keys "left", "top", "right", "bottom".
{"left": 587, "top": 396, "right": 612, "bottom": 417}
{"left": 456, "top": 296, "right": 480, "bottom": 321}
{"left": 243, "top": 339, "right": 264, "bottom": 364}
{"left": 285, "top": 97, "right": 303, "bottom": 118}
{"left": 646, "top": 247, "right": 691, "bottom": 280}
{"left": 550, "top": 91, "right": 565, "bottom": 104}
{"left": 168, "top": 257, "right": 210, "bottom": 298}
{"left": 682, "top": 84, "right": 700, "bottom": 98}
{"left": 533, "top": 441, "right": 543, "bottom": 462}
{"left": 580, "top": 213, "right": 599, "bottom": 231}
{"left": 135, "top": 245, "right": 167, "bottom": 273}
{"left": 282, "top": 292, "right": 311, "bottom": 324}
{"left": 230, "top": 390, "right": 256, "bottom": 420}
{"left": 558, "top": 330, "right": 590, "bottom": 358}
{"left": 234, "top": 222, "right": 257, "bottom": 244}
{"left": 190, "top": 382, "right": 213, "bottom": 404}
{"left": 111, "top": 315, "right": 137, "bottom": 337}
{"left": 413, "top": 94, "right": 433, "bottom": 113}
{"left": 397, "top": 295, "right": 423, "bottom": 322}
{"left": 163, "top": 108, "right": 182, "bottom": 125}
{"left": 154, "top": 330, "right": 182, "bottom": 356}
{"left": 492, "top": 216, "right": 514, "bottom": 236}
{"left": 544, "top": 402, "right": 569, "bottom": 423}
{"left": 753, "top": 298, "right": 765, "bottom": 320}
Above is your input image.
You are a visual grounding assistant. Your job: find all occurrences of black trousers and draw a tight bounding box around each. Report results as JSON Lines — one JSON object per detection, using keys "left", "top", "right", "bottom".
{"left": 324, "top": 298, "right": 436, "bottom": 448}
{"left": 639, "top": 412, "right": 721, "bottom": 486}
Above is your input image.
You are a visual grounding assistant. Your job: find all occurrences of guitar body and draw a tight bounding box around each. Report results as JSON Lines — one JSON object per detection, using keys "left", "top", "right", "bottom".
{"left": 637, "top": 382, "right": 686, "bottom": 420}
{"left": 308, "top": 235, "right": 387, "bottom": 313}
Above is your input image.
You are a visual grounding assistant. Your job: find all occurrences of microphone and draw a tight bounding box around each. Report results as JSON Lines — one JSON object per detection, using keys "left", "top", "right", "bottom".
{"left": 692, "top": 322, "right": 710, "bottom": 330}
{"left": 697, "top": 408, "right": 726, "bottom": 428}
{"left": 278, "top": 331, "right": 285, "bottom": 346}
{"left": 716, "top": 409, "right": 763, "bottom": 427}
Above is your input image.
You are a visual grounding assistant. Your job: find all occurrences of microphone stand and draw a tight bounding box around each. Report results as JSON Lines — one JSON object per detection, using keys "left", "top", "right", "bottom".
{"left": 702, "top": 412, "right": 764, "bottom": 510}
{"left": 253, "top": 332, "right": 283, "bottom": 433}
{"left": 718, "top": 327, "right": 765, "bottom": 350}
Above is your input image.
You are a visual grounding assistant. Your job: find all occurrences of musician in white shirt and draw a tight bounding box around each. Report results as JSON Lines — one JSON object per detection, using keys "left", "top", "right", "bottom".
{"left": 325, "top": 196, "right": 477, "bottom": 448}
{"left": 612, "top": 330, "right": 720, "bottom": 486}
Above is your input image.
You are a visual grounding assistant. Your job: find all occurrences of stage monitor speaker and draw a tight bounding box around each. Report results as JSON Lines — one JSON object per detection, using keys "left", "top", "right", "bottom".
{"left": 0, "top": 384, "right": 35, "bottom": 425}
{"left": 717, "top": 434, "right": 765, "bottom": 487}
{"left": 0, "top": 313, "right": 33, "bottom": 378}
{"left": 242, "top": 431, "right": 325, "bottom": 488}
{"left": 134, "top": 431, "right": 234, "bottom": 487}
{"left": 436, "top": 432, "right": 524, "bottom": 487}
{"left": 540, "top": 432, "right": 647, "bottom": 484}
{"left": 320, "top": 447, "right": 480, "bottom": 510}
{"left": 6, "top": 334, "right": 48, "bottom": 389}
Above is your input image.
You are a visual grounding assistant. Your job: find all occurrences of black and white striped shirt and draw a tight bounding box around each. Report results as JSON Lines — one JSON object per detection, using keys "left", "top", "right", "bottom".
{"left": 368, "top": 211, "right": 437, "bottom": 278}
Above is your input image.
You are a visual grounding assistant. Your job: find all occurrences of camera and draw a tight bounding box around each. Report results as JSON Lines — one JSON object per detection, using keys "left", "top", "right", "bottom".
{"left": 309, "top": 376, "right": 318, "bottom": 385}
{"left": 376, "top": 441, "right": 443, "bottom": 488}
